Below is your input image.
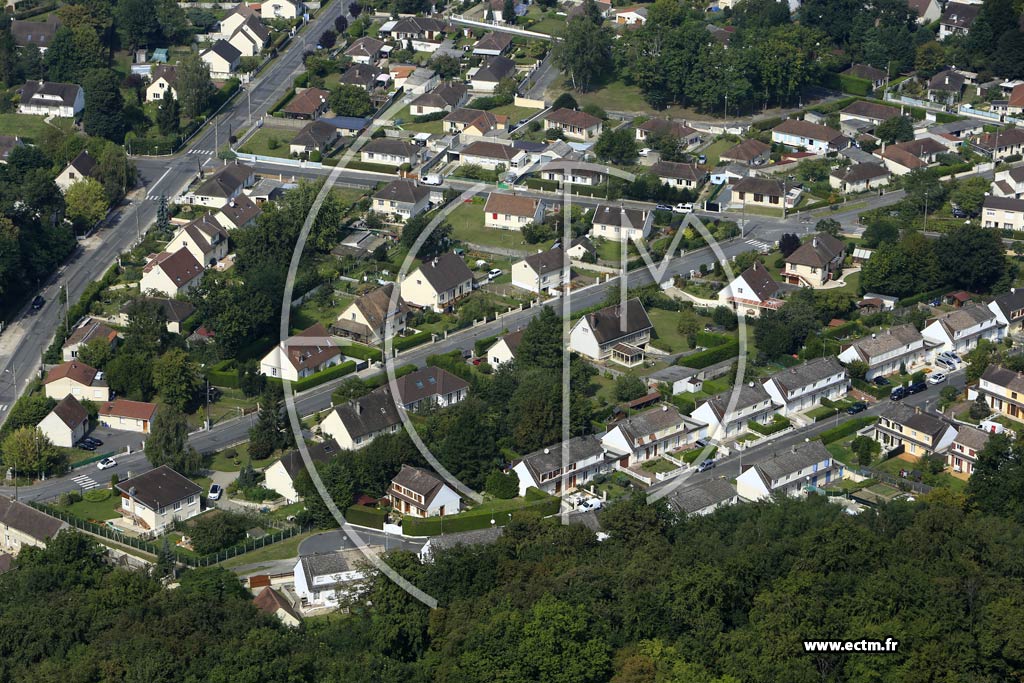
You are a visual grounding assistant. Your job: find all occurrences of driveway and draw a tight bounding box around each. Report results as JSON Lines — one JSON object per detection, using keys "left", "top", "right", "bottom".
{"left": 299, "top": 528, "right": 425, "bottom": 555}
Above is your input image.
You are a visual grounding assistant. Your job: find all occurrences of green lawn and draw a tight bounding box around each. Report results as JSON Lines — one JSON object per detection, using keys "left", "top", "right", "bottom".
{"left": 640, "top": 458, "right": 678, "bottom": 474}
{"left": 0, "top": 113, "right": 69, "bottom": 142}
{"left": 526, "top": 15, "right": 567, "bottom": 35}
{"left": 874, "top": 457, "right": 967, "bottom": 492}
{"left": 647, "top": 307, "right": 692, "bottom": 354}
{"left": 449, "top": 201, "right": 554, "bottom": 252}
{"left": 489, "top": 104, "right": 543, "bottom": 124}
{"left": 187, "top": 388, "right": 259, "bottom": 431}
{"left": 702, "top": 138, "right": 737, "bottom": 166}
{"left": 292, "top": 291, "right": 355, "bottom": 331}
{"left": 57, "top": 492, "right": 120, "bottom": 522}
{"left": 596, "top": 238, "right": 637, "bottom": 263}
{"left": 391, "top": 106, "right": 445, "bottom": 135}
{"left": 238, "top": 127, "right": 295, "bottom": 158}
{"left": 218, "top": 530, "right": 317, "bottom": 569}
{"left": 209, "top": 442, "right": 251, "bottom": 472}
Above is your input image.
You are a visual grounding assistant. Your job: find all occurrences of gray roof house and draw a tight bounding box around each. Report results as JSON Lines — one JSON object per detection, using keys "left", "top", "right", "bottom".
{"left": 667, "top": 478, "right": 738, "bottom": 515}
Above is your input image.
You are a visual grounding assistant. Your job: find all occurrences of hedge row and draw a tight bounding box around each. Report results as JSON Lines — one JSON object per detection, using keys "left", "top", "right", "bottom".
{"left": 678, "top": 340, "right": 739, "bottom": 369}
{"left": 345, "top": 159, "right": 400, "bottom": 174}
{"left": 852, "top": 378, "right": 892, "bottom": 400}
{"left": 817, "top": 415, "right": 877, "bottom": 444}
{"left": 748, "top": 416, "right": 792, "bottom": 436}
{"left": 345, "top": 505, "right": 386, "bottom": 529}
{"left": 474, "top": 334, "right": 500, "bottom": 358}
{"left": 289, "top": 361, "right": 356, "bottom": 393}
{"left": 896, "top": 286, "right": 947, "bottom": 309}
{"left": 394, "top": 330, "right": 431, "bottom": 351}
{"left": 401, "top": 493, "right": 560, "bottom": 536}
{"left": 268, "top": 88, "right": 296, "bottom": 116}
{"left": 524, "top": 177, "right": 560, "bottom": 192}
{"left": 695, "top": 331, "right": 732, "bottom": 348}
{"left": 43, "top": 265, "right": 120, "bottom": 364}
{"left": 342, "top": 343, "right": 382, "bottom": 361}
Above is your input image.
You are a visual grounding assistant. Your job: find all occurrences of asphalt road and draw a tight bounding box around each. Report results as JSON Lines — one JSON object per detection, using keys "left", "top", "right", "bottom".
{"left": 299, "top": 528, "right": 425, "bottom": 555}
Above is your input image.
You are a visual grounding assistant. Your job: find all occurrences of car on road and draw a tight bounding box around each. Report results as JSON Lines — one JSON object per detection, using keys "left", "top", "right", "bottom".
{"left": 209, "top": 484, "right": 223, "bottom": 500}
{"left": 487, "top": 268, "right": 503, "bottom": 280}
{"left": 873, "top": 376, "right": 891, "bottom": 386}
{"left": 890, "top": 386, "right": 906, "bottom": 401}
{"left": 96, "top": 457, "right": 116, "bottom": 470}
{"left": 421, "top": 174, "right": 443, "bottom": 186}
{"left": 82, "top": 436, "right": 103, "bottom": 447}
{"left": 31, "top": 295, "right": 45, "bottom": 310}
{"left": 696, "top": 459, "right": 716, "bottom": 473}
{"left": 655, "top": 204, "right": 673, "bottom": 212}
{"left": 906, "top": 380, "right": 927, "bottom": 395}
{"left": 846, "top": 401, "right": 868, "bottom": 414}
{"left": 673, "top": 202, "right": 694, "bottom": 214}
{"left": 928, "top": 372, "right": 947, "bottom": 385}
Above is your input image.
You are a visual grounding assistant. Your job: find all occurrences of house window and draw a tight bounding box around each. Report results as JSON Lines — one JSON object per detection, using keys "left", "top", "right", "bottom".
{"left": 188, "top": 495, "right": 195, "bottom": 505}
{"left": 173, "top": 501, "right": 181, "bottom": 511}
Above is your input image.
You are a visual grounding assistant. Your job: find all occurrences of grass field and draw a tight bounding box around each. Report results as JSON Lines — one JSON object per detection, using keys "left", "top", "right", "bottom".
{"left": 449, "top": 201, "right": 554, "bottom": 252}
{"left": 391, "top": 106, "right": 445, "bottom": 135}
{"left": 488, "top": 104, "right": 543, "bottom": 125}
{"left": 647, "top": 307, "right": 690, "bottom": 353}
{"left": 238, "top": 127, "right": 294, "bottom": 158}
{"left": 218, "top": 530, "right": 317, "bottom": 569}
{"left": 57, "top": 493, "right": 120, "bottom": 522}
{"left": 187, "top": 388, "right": 259, "bottom": 431}
{"left": 292, "top": 291, "right": 355, "bottom": 331}
{"left": 0, "top": 114, "right": 69, "bottom": 142}
{"left": 702, "top": 138, "right": 736, "bottom": 166}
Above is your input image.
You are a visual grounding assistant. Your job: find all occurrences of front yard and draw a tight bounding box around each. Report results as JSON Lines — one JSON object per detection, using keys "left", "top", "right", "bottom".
{"left": 238, "top": 127, "right": 295, "bottom": 158}
{"left": 0, "top": 113, "right": 71, "bottom": 141}
{"left": 647, "top": 307, "right": 693, "bottom": 354}
{"left": 449, "top": 201, "right": 554, "bottom": 252}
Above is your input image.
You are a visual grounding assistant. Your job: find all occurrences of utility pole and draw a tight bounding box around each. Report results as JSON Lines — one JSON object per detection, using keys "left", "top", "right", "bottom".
{"left": 924, "top": 190, "right": 929, "bottom": 232}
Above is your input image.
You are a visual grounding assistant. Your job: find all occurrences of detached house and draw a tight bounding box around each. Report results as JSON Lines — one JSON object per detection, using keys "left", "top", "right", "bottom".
{"left": 338, "top": 63, "right": 387, "bottom": 91}
{"left": 512, "top": 435, "right": 607, "bottom": 496}
{"left": 469, "top": 55, "right": 515, "bottom": 93}
{"left": 410, "top": 83, "right": 469, "bottom": 115}
{"left": 9, "top": 15, "right": 61, "bottom": 53}
{"left": 635, "top": 119, "right": 701, "bottom": 147}
{"left": 443, "top": 107, "right": 507, "bottom": 136}
{"left": 736, "top": 441, "right": 841, "bottom": 500}
{"left": 483, "top": 192, "right": 544, "bottom": 230}
{"left": 139, "top": 248, "right": 205, "bottom": 298}
{"left": 976, "top": 128, "right": 1024, "bottom": 163}
{"left": 371, "top": 179, "right": 431, "bottom": 222}
{"left": 43, "top": 361, "right": 109, "bottom": 402}
{"left": 264, "top": 0, "right": 303, "bottom": 19}
{"left": 783, "top": 234, "right": 846, "bottom": 288}
{"left": 838, "top": 324, "right": 927, "bottom": 380}
{"left": 938, "top": 1, "right": 979, "bottom": 39}
{"left": 602, "top": 404, "right": 705, "bottom": 467}
{"left": 459, "top": 140, "right": 529, "bottom": 170}
{"left": 947, "top": 425, "right": 990, "bottom": 477}
{"left": 650, "top": 161, "right": 707, "bottom": 189}
{"left": 201, "top": 40, "right": 241, "bottom": 79}
{"left": 400, "top": 252, "right": 475, "bottom": 313}
{"left": 360, "top": 138, "right": 420, "bottom": 166}
{"left": 283, "top": 87, "right": 331, "bottom": 120}
{"left": 17, "top": 81, "right": 84, "bottom": 118}
{"left": 146, "top": 65, "right": 178, "bottom": 102}
{"left": 259, "top": 323, "right": 343, "bottom": 382}
{"left": 265, "top": 439, "right": 339, "bottom": 503}
{"left": 184, "top": 163, "right": 255, "bottom": 207}
{"left": 840, "top": 63, "right": 888, "bottom": 90}
{"left": 872, "top": 403, "right": 957, "bottom": 459}
{"left": 691, "top": 382, "right": 776, "bottom": 441}
{"left": 720, "top": 138, "right": 770, "bottom": 167}
{"left": 320, "top": 386, "right": 402, "bottom": 450}
{"left": 839, "top": 101, "right": 900, "bottom": 128}
{"left": 512, "top": 247, "right": 570, "bottom": 294}
{"left": 485, "top": 329, "right": 524, "bottom": 367}
{"left": 615, "top": 6, "right": 648, "bottom": 24}
{"left": 667, "top": 478, "right": 739, "bottom": 516}
{"left": 982, "top": 196, "right": 1024, "bottom": 231}
{"left": 62, "top": 317, "right": 117, "bottom": 362}
{"left": 877, "top": 137, "right": 946, "bottom": 175}
{"left": 590, "top": 204, "right": 652, "bottom": 242}
{"left": 394, "top": 366, "right": 469, "bottom": 411}
{"left": 988, "top": 288, "right": 1024, "bottom": 335}
{"left": 55, "top": 150, "right": 99, "bottom": 192}
{"left": 543, "top": 108, "right": 603, "bottom": 141}
{"left": 0, "top": 496, "right": 67, "bottom": 555}
{"left": 473, "top": 32, "right": 513, "bottom": 56}
{"left": 171, "top": 214, "right": 230, "bottom": 266}
{"left": 977, "top": 364, "right": 1024, "bottom": 424}
{"left": 333, "top": 283, "right": 412, "bottom": 345}
{"left": 717, "top": 262, "right": 784, "bottom": 318}
{"left": 921, "top": 303, "right": 1003, "bottom": 357}
{"left": 763, "top": 357, "right": 849, "bottom": 416}
{"left": 98, "top": 399, "right": 157, "bottom": 434}
{"left": 829, "top": 162, "right": 891, "bottom": 194}
{"left": 38, "top": 395, "right": 89, "bottom": 448}
{"left": 991, "top": 166, "right": 1024, "bottom": 199}
{"left": 729, "top": 177, "right": 786, "bottom": 210}
{"left": 388, "top": 465, "right": 461, "bottom": 517}
{"left": 345, "top": 36, "right": 386, "bottom": 65}
{"left": 771, "top": 119, "right": 849, "bottom": 154}
{"left": 568, "top": 298, "right": 653, "bottom": 364}
{"left": 215, "top": 193, "right": 262, "bottom": 230}
{"left": 226, "top": 13, "right": 270, "bottom": 57}
{"left": 115, "top": 465, "right": 202, "bottom": 534}
{"left": 293, "top": 553, "right": 365, "bottom": 610}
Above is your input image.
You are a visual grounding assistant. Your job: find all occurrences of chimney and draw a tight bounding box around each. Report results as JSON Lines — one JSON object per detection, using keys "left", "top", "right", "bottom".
{"left": 812, "top": 237, "right": 818, "bottom": 248}
{"left": 945, "top": 75, "right": 949, "bottom": 85}
{"left": 356, "top": 401, "right": 362, "bottom": 415}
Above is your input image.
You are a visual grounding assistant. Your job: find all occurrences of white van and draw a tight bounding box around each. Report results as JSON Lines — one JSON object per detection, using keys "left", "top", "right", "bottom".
{"left": 421, "top": 174, "right": 443, "bottom": 186}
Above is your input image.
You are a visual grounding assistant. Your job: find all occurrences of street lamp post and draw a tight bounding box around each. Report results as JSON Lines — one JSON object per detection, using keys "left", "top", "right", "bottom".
{"left": 924, "top": 191, "right": 929, "bottom": 232}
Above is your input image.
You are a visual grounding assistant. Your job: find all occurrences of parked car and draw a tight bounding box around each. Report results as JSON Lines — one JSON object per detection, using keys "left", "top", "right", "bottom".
{"left": 890, "top": 386, "right": 906, "bottom": 401}
{"left": 639, "top": 148, "right": 651, "bottom": 157}
{"left": 487, "top": 268, "right": 503, "bottom": 280}
{"left": 82, "top": 436, "right": 103, "bottom": 447}
{"left": 673, "top": 202, "right": 694, "bottom": 214}
{"left": 696, "top": 459, "right": 716, "bottom": 473}
{"left": 30, "top": 295, "right": 44, "bottom": 310}
{"left": 421, "top": 174, "right": 443, "bottom": 186}
{"left": 96, "top": 457, "right": 116, "bottom": 469}
{"left": 846, "top": 401, "right": 868, "bottom": 414}
{"left": 928, "top": 372, "right": 947, "bottom": 385}
{"left": 655, "top": 204, "right": 673, "bottom": 212}
{"left": 951, "top": 207, "right": 970, "bottom": 218}
{"left": 209, "top": 484, "right": 223, "bottom": 501}
{"left": 873, "top": 376, "right": 891, "bottom": 387}
{"left": 78, "top": 441, "right": 97, "bottom": 451}
{"left": 697, "top": 154, "right": 707, "bottom": 164}
{"left": 939, "top": 351, "right": 962, "bottom": 364}
{"left": 907, "top": 380, "right": 927, "bottom": 394}
{"left": 935, "top": 357, "right": 957, "bottom": 371}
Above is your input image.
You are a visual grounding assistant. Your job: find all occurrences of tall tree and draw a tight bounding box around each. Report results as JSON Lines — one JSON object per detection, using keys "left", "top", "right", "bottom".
{"left": 115, "top": 0, "right": 158, "bottom": 51}
{"left": 177, "top": 53, "right": 212, "bottom": 120}
{"left": 329, "top": 84, "right": 372, "bottom": 117}
{"left": 144, "top": 403, "right": 202, "bottom": 474}
{"left": 64, "top": 178, "right": 109, "bottom": 227}
{"left": 152, "top": 348, "right": 201, "bottom": 412}
{"left": 555, "top": 17, "right": 612, "bottom": 92}
{"left": 1, "top": 427, "right": 67, "bottom": 477}
{"left": 248, "top": 384, "right": 288, "bottom": 460}
{"left": 81, "top": 68, "right": 126, "bottom": 143}
{"left": 937, "top": 224, "right": 1006, "bottom": 293}
{"left": 155, "top": 88, "right": 180, "bottom": 136}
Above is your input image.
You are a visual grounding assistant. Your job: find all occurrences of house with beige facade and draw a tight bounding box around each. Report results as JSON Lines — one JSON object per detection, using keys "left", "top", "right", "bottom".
{"left": 265, "top": 439, "right": 339, "bottom": 503}
{"left": 387, "top": 465, "right": 461, "bottom": 518}
{"left": 543, "top": 108, "right": 602, "bottom": 141}
{"left": 947, "top": 425, "right": 990, "bottom": 477}
{"left": 37, "top": 395, "right": 89, "bottom": 448}
{"left": 871, "top": 403, "right": 957, "bottom": 459}
{"left": 43, "top": 361, "right": 109, "bottom": 401}
{"left": 483, "top": 192, "right": 544, "bottom": 230}
{"left": 0, "top": 496, "right": 67, "bottom": 555}
{"left": 977, "top": 364, "right": 1024, "bottom": 424}
{"left": 115, "top": 465, "right": 203, "bottom": 534}
{"left": 371, "top": 179, "right": 431, "bottom": 222}
{"left": 838, "top": 324, "right": 927, "bottom": 380}
{"left": 320, "top": 387, "right": 402, "bottom": 450}
{"left": 170, "top": 214, "right": 230, "bottom": 266}
{"left": 568, "top": 298, "right": 652, "bottom": 364}
{"left": 782, "top": 234, "right": 846, "bottom": 288}
{"left": 982, "top": 196, "right": 1024, "bottom": 231}
{"left": 512, "top": 247, "right": 570, "bottom": 294}
{"left": 601, "top": 404, "right": 706, "bottom": 467}
{"left": 259, "top": 323, "right": 343, "bottom": 382}
{"left": 139, "top": 248, "right": 205, "bottom": 298}
{"left": 333, "top": 283, "right": 411, "bottom": 345}
{"left": 62, "top": 318, "right": 118, "bottom": 362}
{"left": 400, "top": 253, "right": 475, "bottom": 313}
{"left": 590, "top": 204, "right": 652, "bottom": 242}
{"left": 98, "top": 399, "right": 158, "bottom": 434}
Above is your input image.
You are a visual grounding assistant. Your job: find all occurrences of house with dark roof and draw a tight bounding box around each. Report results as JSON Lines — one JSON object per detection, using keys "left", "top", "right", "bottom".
{"left": 387, "top": 16, "right": 449, "bottom": 42}
{"left": 283, "top": 87, "right": 331, "bottom": 120}
{"left": 345, "top": 36, "right": 386, "bottom": 64}
{"left": 838, "top": 324, "right": 927, "bottom": 380}
{"left": 183, "top": 162, "right": 255, "bottom": 207}
{"left": 566, "top": 235, "right": 596, "bottom": 261}
{"left": 692, "top": 382, "right": 776, "bottom": 441}
{"left": 590, "top": 203, "right": 652, "bottom": 242}
{"left": 987, "top": 288, "right": 1024, "bottom": 334}
{"left": 293, "top": 552, "right": 366, "bottom": 609}
{"left": 473, "top": 31, "right": 513, "bottom": 56}
{"left": 947, "top": 425, "right": 990, "bottom": 478}
{"left": 841, "top": 64, "right": 888, "bottom": 88}
{"left": 717, "top": 261, "right": 784, "bottom": 318}
{"left": 483, "top": 192, "right": 544, "bottom": 230}
{"left": 512, "top": 246, "right": 570, "bottom": 294}
{"left": 443, "top": 107, "right": 507, "bottom": 136}
{"left": 171, "top": 213, "right": 230, "bottom": 266}
{"left": 978, "top": 364, "right": 1024, "bottom": 424}
{"left": 667, "top": 478, "right": 738, "bottom": 516}
{"left": 419, "top": 526, "right": 504, "bottom": 562}
{"left": 839, "top": 101, "right": 901, "bottom": 128}
{"left": 543, "top": 108, "right": 603, "bottom": 141}
{"left": 10, "top": 15, "right": 60, "bottom": 52}
{"left": 635, "top": 118, "right": 701, "bottom": 147}
{"left": 43, "top": 361, "right": 109, "bottom": 402}
{"left": 651, "top": 161, "right": 707, "bottom": 190}
{"left": 200, "top": 39, "right": 242, "bottom": 79}
{"left": 569, "top": 298, "right": 653, "bottom": 364}
{"left": 921, "top": 303, "right": 1003, "bottom": 357}
{"left": 253, "top": 587, "right": 302, "bottom": 626}
{"left": 400, "top": 252, "right": 475, "bottom": 312}
{"left": 320, "top": 386, "right": 403, "bottom": 450}
{"left": 371, "top": 178, "right": 432, "bottom": 222}
{"left": 118, "top": 297, "right": 195, "bottom": 335}
{"left": 388, "top": 464, "right": 461, "bottom": 517}
{"left": 927, "top": 69, "right": 967, "bottom": 105}
{"left": 0, "top": 495, "right": 67, "bottom": 555}
{"left": 908, "top": 0, "right": 941, "bottom": 24}
{"left": 512, "top": 435, "right": 607, "bottom": 496}
{"left": 140, "top": 247, "right": 205, "bottom": 298}
{"left": 602, "top": 404, "right": 706, "bottom": 466}
{"left": 829, "top": 162, "right": 891, "bottom": 193}
{"left": 115, "top": 465, "right": 203, "bottom": 533}
{"left": 265, "top": 439, "right": 340, "bottom": 503}
{"left": 18, "top": 80, "right": 84, "bottom": 118}
{"left": 410, "top": 83, "right": 469, "bottom": 115}
{"left": 259, "top": 322, "right": 343, "bottom": 382}
{"left": 469, "top": 55, "right": 516, "bottom": 93}
{"left": 939, "top": 1, "right": 980, "bottom": 39}
{"left": 146, "top": 65, "right": 179, "bottom": 102}
{"left": 872, "top": 403, "right": 957, "bottom": 459}
{"left": 38, "top": 395, "right": 89, "bottom": 448}
{"left": 334, "top": 283, "right": 412, "bottom": 345}
{"left": 215, "top": 193, "right": 262, "bottom": 230}
{"left": 736, "top": 441, "right": 841, "bottom": 500}
{"left": 360, "top": 138, "right": 420, "bottom": 167}
{"left": 98, "top": 399, "right": 158, "bottom": 433}
{"left": 991, "top": 165, "right": 1024, "bottom": 199}
{"left": 394, "top": 366, "right": 469, "bottom": 411}
{"left": 289, "top": 120, "right": 339, "bottom": 155}
{"left": 62, "top": 317, "right": 118, "bottom": 362}
{"left": 982, "top": 195, "right": 1024, "bottom": 231}
{"left": 729, "top": 176, "right": 786, "bottom": 210}
{"left": 763, "top": 357, "right": 849, "bottom": 415}
{"left": 485, "top": 328, "right": 524, "bottom": 366}
{"left": 877, "top": 137, "right": 946, "bottom": 175}
{"left": 720, "top": 138, "right": 770, "bottom": 166}
{"left": 226, "top": 13, "right": 270, "bottom": 58}
{"left": 772, "top": 119, "right": 849, "bottom": 154}
{"left": 55, "top": 150, "right": 99, "bottom": 192}
{"left": 338, "top": 63, "right": 386, "bottom": 91}
{"left": 782, "top": 234, "right": 846, "bottom": 288}
{"left": 976, "top": 127, "right": 1024, "bottom": 163}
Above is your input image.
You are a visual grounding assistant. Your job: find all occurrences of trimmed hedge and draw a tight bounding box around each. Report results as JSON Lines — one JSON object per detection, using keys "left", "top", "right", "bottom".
{"left": 678, "top": 340, "right": 739, "bottom": 369}
{"left": 290, "top": 361, "right": 357, "bottom": 393}
{"left": 83, "top": 489, "right": 112, "bottom": 503}
{"left": 853, "top": 378, "right": 891, "bottom": 400}
{"left": 342, "top": 343, "right": 382, "bottom": 361}
{"left": 696, "top": 331, "right": 732, "bottom": 348}
{"left": 818, "top": 415, "right": 877, "bottom": 444}
{"left": 401, "top": 493, "right": 560, "bottom": 536}
{"left": 474, "top": 334, "right": 500, "bottom": 358}
{"left": 524, "top": 177, "right": 560, "bottom": 192}
{"left": 748, "top": 416, "right": 792, "bottom": 435}
{"left": 394, "top": 330, "right": 431, "bottom": 351}
{"left": 345, "top": 505, "right": 386, "bottom": 529}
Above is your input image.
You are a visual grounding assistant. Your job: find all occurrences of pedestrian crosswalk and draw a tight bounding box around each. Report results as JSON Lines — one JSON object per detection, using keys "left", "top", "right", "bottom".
{"left": 187, "top": 148, "right": 216, "bottom": 156}
{"left": 0, "top": 404, "right": 7, "bottom": 412}
{"left": 745, "top": 239, "right": 772, "bottom": 252}
{"left": 72, "top": 474, "right": 99, "bottom": 490}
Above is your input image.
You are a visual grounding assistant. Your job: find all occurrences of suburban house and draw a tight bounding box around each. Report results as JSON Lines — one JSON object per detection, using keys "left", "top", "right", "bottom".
{"left": 264, "top": 0, "right": 304, "bottom": 19}
{"left": 0, "top": 496, "right": 67, "bottom": 555}
{"left": 289, "top": 120, "right": 339, "bottom": 156}
{"left": 9, "top": 15, "right": 61, "bottom": 53}
{"left": 947, "top": 425, "right": 989, "bottom": 477}
{"left": 253, "top": 587, "right": 302, "bottom": 627}
{"left": 667, "top": 478, "right": 739, "bottom": 516}
{"left": 338, "top": 63, "right": 386, "bottom": 91}
{"left": 98, "top": 399, "right": 157, "bottom": 433}
{"left": 762, "top": 357, "right": 849, "bottom": 416}
{"left": 840, "top": 63, "right": 888, "bottom": 90}
{"left": 200, "top": 40, "right": 242, "bottom": 79}
{"left": 43, "top": 361, "right": 109, "bottom": 402}
{"left": 55, "top": 150, "right": 99, "bottom": 192}
{"left": 976, "top": 364, "right": 1024, "bottom": 424}
{"left": 226, "top": 13, "right": 270, "bottom": 57}
{"left": 909, "top": 0, "right": 942, "bottom": 24}
{"left": 283, "top": 87, "right": 331, "bottom": 119}
{"left": 839, "top": 101, "right": 900, "bottom": 127}
{"left": 976, "top": 128, "right": 1024, "bottom": 162}
{"left": 615, "top": 5, "right": 648, "bottom": 24}
{"left": 17, "top": 81, "right": 84, "bottom": 118}
{"left": 590, "top": 204, "right": 652, "bottom": 242}
{"left": 783, "top": 234, "right": 846, "bottom": 288}
{"left": 393, "top": 366, "right": 470, "bottom": 411}
{"left": 720, "top": 138, "right": 770, "bottom": 166}
{"left": 360, "top": 138, "right": 420, "bottom": 166}
{"left": 468, "top": 55, "right": 515, "bottom": 92}
{"left": 927, "top": 70, "right": 967, "bottom": 104}
{"left": 602, "top": 404, "right": 705, "bottom": 466}
{"left": 512, "top": 435, "right": 608, "bottom": 496}
{"left": 170, "top": 214, "right": 230, "bottom": 266}
{"left": 771, "top": 119, "right": 849, "bottom": 154}
{"left": 259, "top": 323, "right": 343, "bottom": 382}
{"left": 483, "top": 192, "right": 544, "bottom": 230}
{"left": 651, "top": 161, "right": 707, "bottom": 189}
{"left": 692, "top": 382, "right": 777, "bottom": 441}
{"left": 265, "top": 439, "right": 339, "bottom": 503}
{"left": 988, "top": 288, "right": 1024, "bottom": 334}
{"left": 568, "top": 298, "right": 653, "bottom": 364}
{"left": 729, "top": 176, "right": 786, "bottom": 210}
{"left": 838, "top": 324, "right": 927, "bottom": 380}
{"left": 877, "top": 137, "right": 946, "bottom": 174}
{"left": 736, "top": 441, "right": 841, "bottom": 500}
{"left": 218, "top": 2, "right": 260, "bottom": 34}
{"left": 146, "top": 65, "right": 178, "bottom": 102}
{"left": 473, "top": 31, "right": 513, "bottom": 56}
{"left": 717, "top": 262, "right": 784, "bottom": 318}
{"left": 118, "top": 297, "right": 195, "bottom": 334}
{"left": 566, "top": 235, "right": 596, "bottom": 261}
{"left": 543, "top": 108, "right": 603, "bottom": 141}
{"left": 115, "top": 465, "right": 202, "bottom": 534}
{"left": 459, "top": 140, "right": 529, "bottom": 170}
{"left": 539, "top": 162, "right": 606, "bottom": 187}
{"left": 388, "top": 465, "right": 461, "bottom": 518}
{"left": 371, "top": 179, "right": 431, "bottom": 222}
{"left": 512, "top": 247, "right": 570, "bottom": 294}
{"left": 485, "top": 329, "right": 524, "bottom": 367}
{"left": 872, "top": 403, "right": 957, "bottom": 459}
{"left": 62, "top": 317, "right": 117, "bottom": 362}
{"left": 991, "top": 166, "right": 1024, "bottom": 199}
{"left": 635, "top": 118, "right": 701, "bottom": 147}
{"left": 345, "top": 36, "right": 386, "bottom": 64}
{"left": 293, "top": 553, "right": 365, "bottom": 610}
{"left": 0, "top": 135, "right": 24, "bottom": 163}
{"left": 215, "top": 193, "right": 262, "bottom": 230}
{"left": 183, "top": 163, "right": 255, "bottom": 207}
{"left": 140, "top": 248, "right": 205, "bottom": 298}
{"left": 400, "top": 252, "right": 475, "bottom": 312}
{"left": 443, "top": 107, "right": 507, "bottom": 136}
{"left": 938, "top": 1, "right": 980, "bottom": 39}
{"left": 409, "top": 83, "right": 469, "bottom": 115}
{"left": 921, "top": 303, "right": 1003, "bottom": 357}
{"left": 387, "top": 16, "right": 449, "bottom": 44}
{"left": 982, "top": 196, "right": 1024, "bottom": 231}
{"left": 320, "top": 386, "right": 402, "bottom": 450}
{"left": 333, "top": 283, "right": 411, "bottom": 345}
{"left": 37, "top": 395, "right": 89, "bottom": 448}
{"left": 829, "top": 162, "right": 891, "bottom": 193}
{"left": 646, "top": 366, "right": 703, "bottom": 395}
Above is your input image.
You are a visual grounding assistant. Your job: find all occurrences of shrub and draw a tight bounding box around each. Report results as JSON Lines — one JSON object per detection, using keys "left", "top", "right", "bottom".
{"left": 818, "top": 416, "right": 876, "bottom": 444}
{"left": 678, "top": 340, "right": 739, "bottom": 369}
{"left": 345, "top": 504, "right": 386, "bottom": 529}
{"left": 394, "top": 331, "right": 431, "bottom": 351}
{"left": 187, "top": 511, "right": 252, "bottom": 555}
{"left": 83, "top": 489, "right": 112, "bottom": 503}
{"left": 485, "top": 469, "right": 519, "bottom": 499}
